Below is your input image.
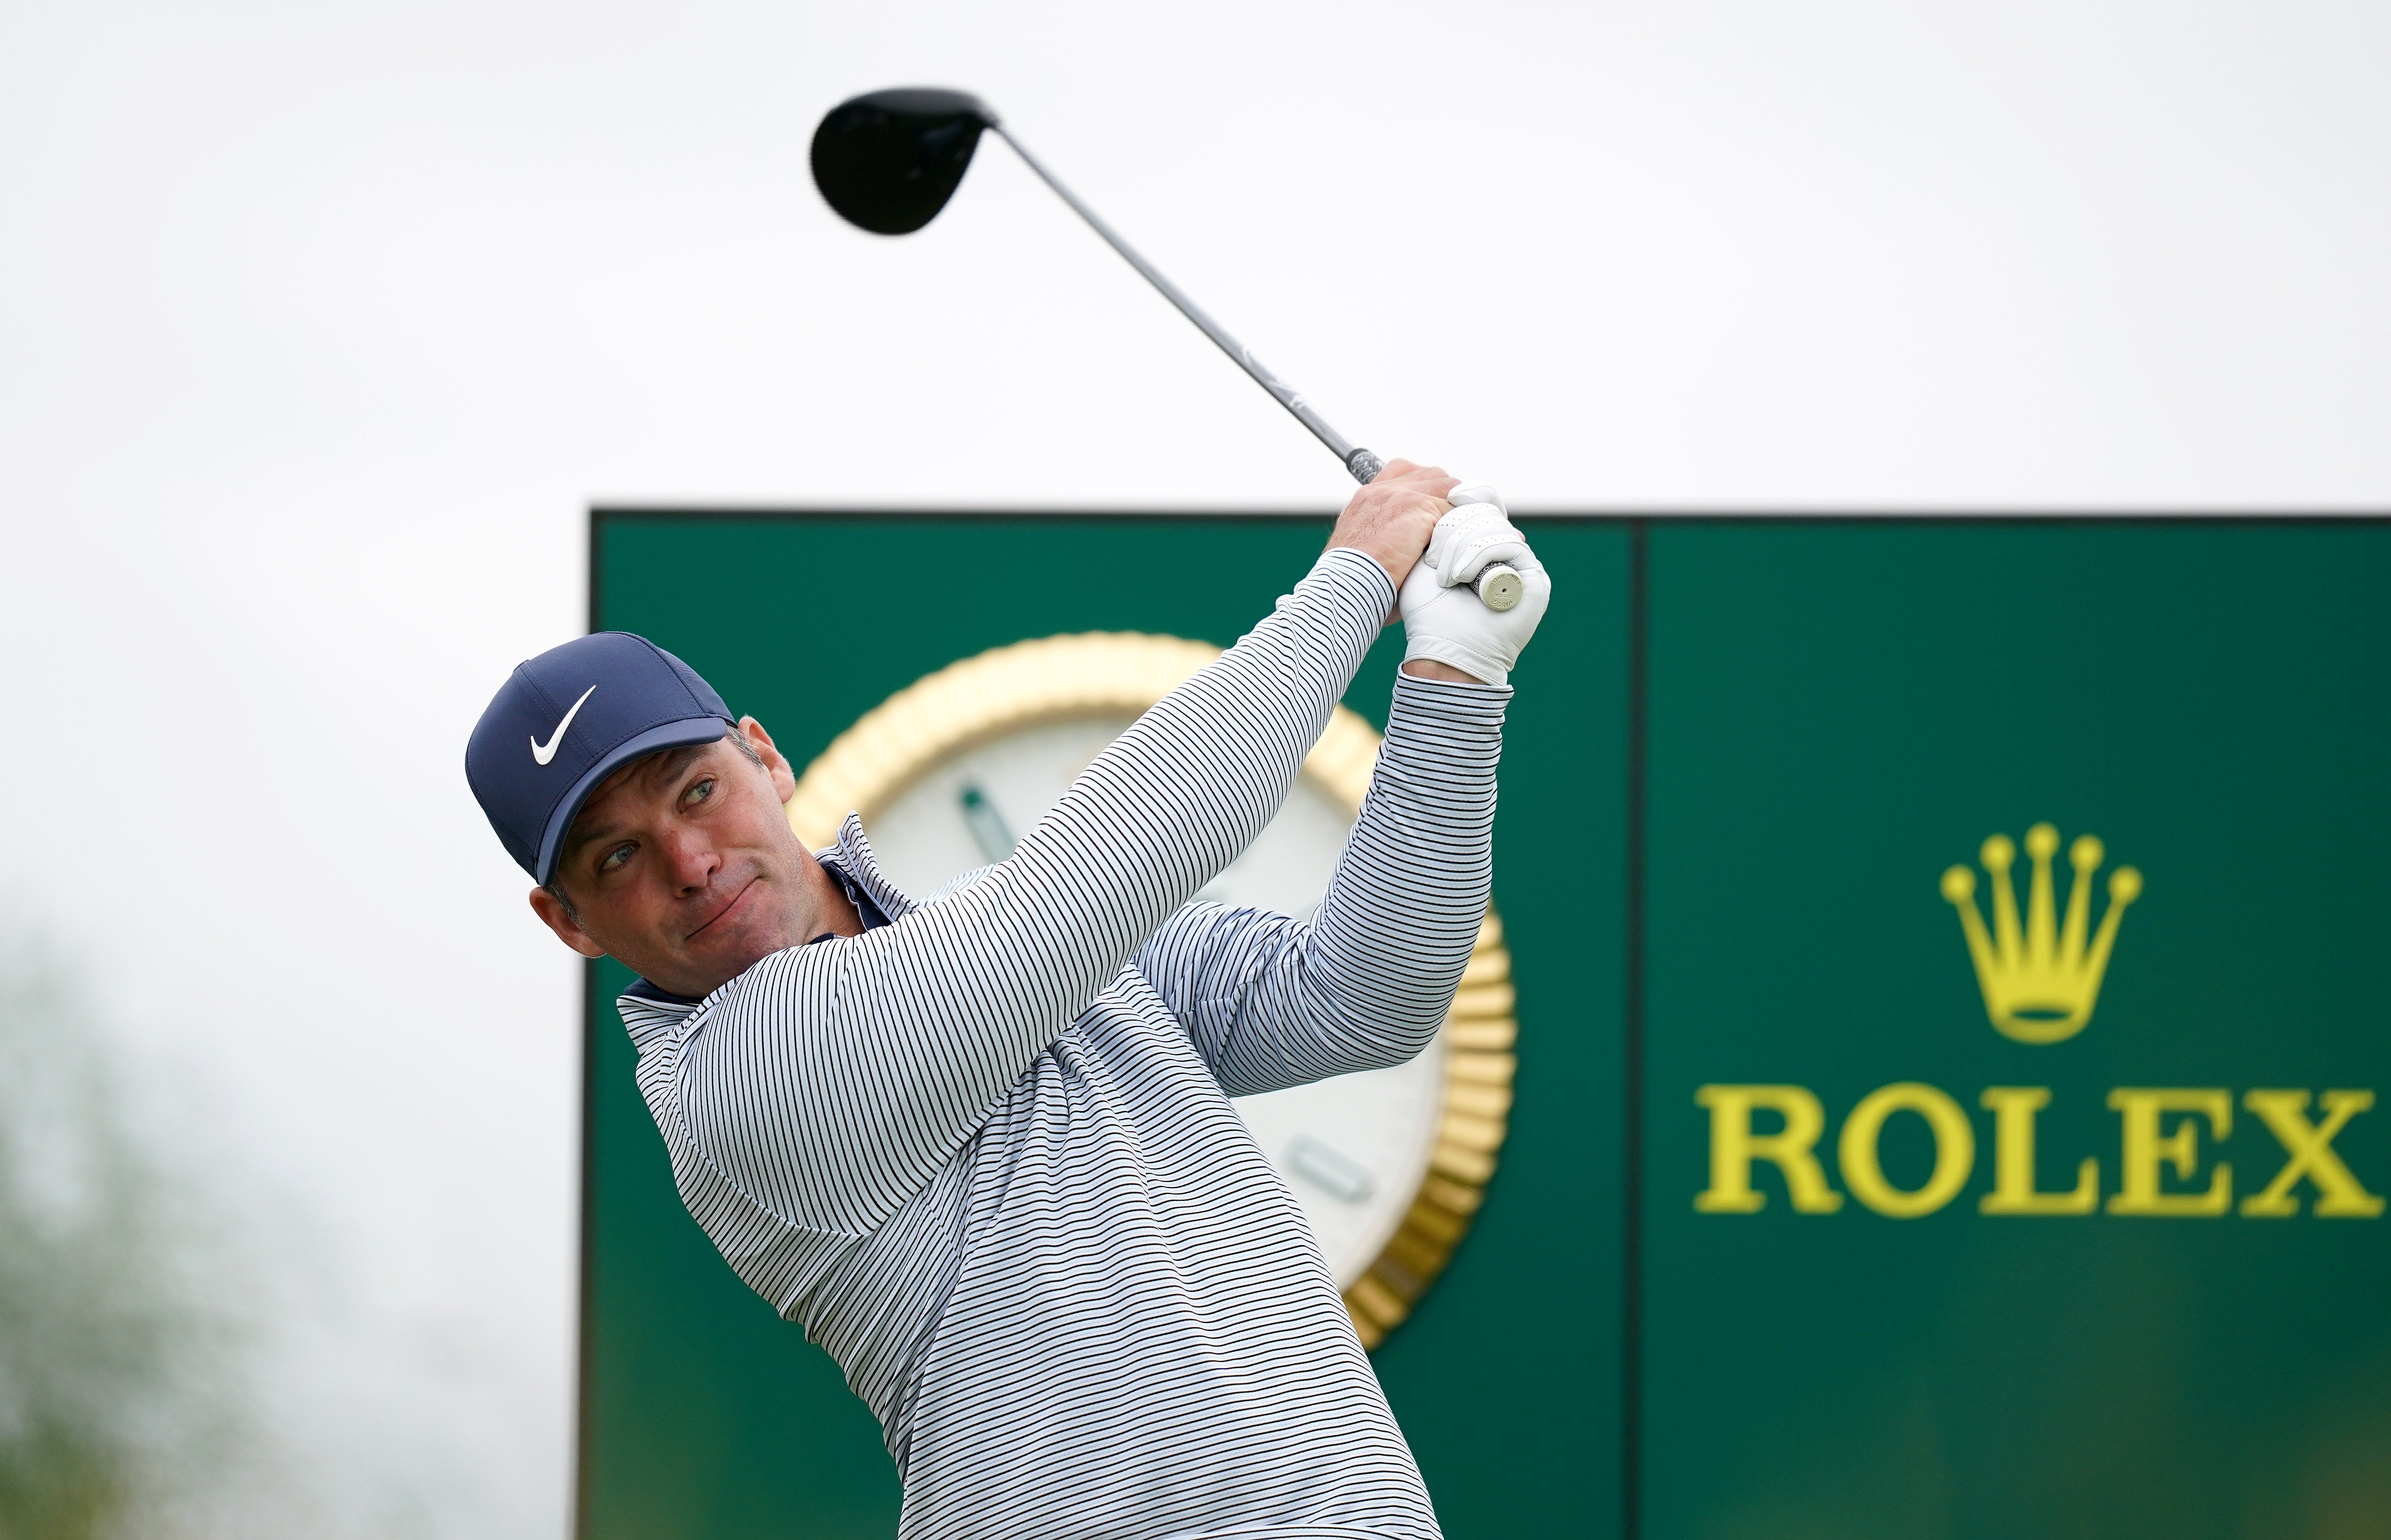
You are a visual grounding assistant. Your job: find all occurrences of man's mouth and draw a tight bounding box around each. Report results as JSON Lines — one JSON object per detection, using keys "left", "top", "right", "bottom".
{"left": 686, "top": 877, "right": 758, "bottom": 942}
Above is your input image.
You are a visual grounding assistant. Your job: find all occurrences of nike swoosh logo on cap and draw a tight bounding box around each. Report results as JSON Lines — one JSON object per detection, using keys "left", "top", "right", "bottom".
{"left": 531, "top": 684, "right": 597, "bottom": 765}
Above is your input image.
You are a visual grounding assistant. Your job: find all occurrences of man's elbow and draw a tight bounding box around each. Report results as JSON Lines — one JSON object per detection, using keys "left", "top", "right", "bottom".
{"left": 1324, "top": 996, "right": 1449, "bottom": 1069}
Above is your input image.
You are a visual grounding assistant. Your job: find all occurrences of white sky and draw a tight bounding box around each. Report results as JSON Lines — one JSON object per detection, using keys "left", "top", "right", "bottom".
{"left": 3, "top": 1, "right": 2387, "bottom": 1531}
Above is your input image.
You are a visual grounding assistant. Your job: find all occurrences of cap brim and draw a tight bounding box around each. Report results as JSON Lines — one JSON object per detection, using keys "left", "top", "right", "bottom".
{"left": 535, "top": 716, "right": 732, "bottom": 885}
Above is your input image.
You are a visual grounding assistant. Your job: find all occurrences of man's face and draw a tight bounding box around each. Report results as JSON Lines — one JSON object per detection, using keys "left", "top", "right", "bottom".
{"left": 528, "top": 719, "right": 833, "bottom": 998}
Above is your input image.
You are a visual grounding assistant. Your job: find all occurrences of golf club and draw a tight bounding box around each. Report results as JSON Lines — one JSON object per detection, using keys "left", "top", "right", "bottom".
{"left": 809, "top": 86, "right": 1524, "bottom": 612}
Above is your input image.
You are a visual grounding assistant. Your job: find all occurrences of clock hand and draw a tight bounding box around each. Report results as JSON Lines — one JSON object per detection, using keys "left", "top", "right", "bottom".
{"left": 958, "top": 782, "right": 1018, "bottom": 862}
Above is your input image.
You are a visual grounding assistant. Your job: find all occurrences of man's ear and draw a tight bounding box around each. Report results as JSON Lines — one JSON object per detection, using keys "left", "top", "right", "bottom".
{"left": 740, "top": 716, "right": 799, "bottom": 804}
{"left": 529, "top": 886, "right": 607, "bottom": 959}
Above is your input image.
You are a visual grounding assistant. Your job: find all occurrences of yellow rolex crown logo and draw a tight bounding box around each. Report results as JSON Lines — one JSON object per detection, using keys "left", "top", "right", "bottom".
{"left": 1941, "top": 823, "right": 2141, "bottom": 1045}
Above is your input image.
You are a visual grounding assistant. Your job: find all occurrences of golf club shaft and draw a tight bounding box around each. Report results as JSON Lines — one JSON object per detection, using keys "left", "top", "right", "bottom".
{"left": 991, "top": 126, "right": 1380, "bottom": 484}
{"left": 989, "top": 123, "right": 1520, "bottom": 612}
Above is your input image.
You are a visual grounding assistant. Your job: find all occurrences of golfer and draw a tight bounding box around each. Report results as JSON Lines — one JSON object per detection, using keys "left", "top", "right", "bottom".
{"left": 466, "top": 462, "right": 1550, "bottom": 1540}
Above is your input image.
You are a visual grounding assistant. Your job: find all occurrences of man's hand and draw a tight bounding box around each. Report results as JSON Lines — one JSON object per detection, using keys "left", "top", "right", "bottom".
{"left": 1397, "top": 492, "right": 1552, "bottom": 686}
{"left": 1326, "top": 459, "right": 1458, "bottom": 593}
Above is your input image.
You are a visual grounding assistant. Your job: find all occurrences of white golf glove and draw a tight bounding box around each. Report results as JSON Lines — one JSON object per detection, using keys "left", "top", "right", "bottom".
{"left": 1398, "top": 483, "right": 1551, "bottom": 687}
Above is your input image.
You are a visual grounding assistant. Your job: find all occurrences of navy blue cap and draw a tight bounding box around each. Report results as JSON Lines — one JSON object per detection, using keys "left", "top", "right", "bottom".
{"left": 466, "top": 632, "right": 735, "bottom": 885}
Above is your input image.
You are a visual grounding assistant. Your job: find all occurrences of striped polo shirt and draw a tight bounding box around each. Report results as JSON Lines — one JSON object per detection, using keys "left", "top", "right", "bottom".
{"left": 617, "top": 549, "right": 1507, "bottom": 1540}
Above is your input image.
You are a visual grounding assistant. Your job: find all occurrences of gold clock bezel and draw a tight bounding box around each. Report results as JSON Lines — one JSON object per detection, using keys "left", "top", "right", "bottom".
{"left": 786, "top": 632, "right": 1516, "bottom": 1348}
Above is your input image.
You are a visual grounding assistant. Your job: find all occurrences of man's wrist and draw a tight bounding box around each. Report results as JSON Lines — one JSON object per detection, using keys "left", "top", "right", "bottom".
{"left": 1401, "top": 633, "right": 1513, "bottom": 688}
{"left": 1401, "top": 658, "right": 1491, "bottom": 686}
{"left": 1327, "top": 540, "right": 1407, "bottom": 592}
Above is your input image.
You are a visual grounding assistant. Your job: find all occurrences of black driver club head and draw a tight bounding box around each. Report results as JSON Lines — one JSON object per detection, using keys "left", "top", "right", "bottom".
{"left": 811, "top": 88, "right": 996, "bottom": 236}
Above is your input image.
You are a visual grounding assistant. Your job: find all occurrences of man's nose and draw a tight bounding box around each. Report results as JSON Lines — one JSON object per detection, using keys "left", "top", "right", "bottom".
{"left": 661, "top": 827, "right": 721, "bottom": 894}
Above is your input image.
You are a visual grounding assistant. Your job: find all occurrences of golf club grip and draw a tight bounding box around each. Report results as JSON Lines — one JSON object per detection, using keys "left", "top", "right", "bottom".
{"left": 1352, "top": 449, "right": 1522, "bottom": 611}
{"left": 1474, "top": 564, "right": 1524, "bottom": 612}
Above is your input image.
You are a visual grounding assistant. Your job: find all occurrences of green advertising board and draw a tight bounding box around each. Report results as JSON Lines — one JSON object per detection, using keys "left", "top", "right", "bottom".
{"left": 583, "top": 514, "right": 2388, "bottom": 1540}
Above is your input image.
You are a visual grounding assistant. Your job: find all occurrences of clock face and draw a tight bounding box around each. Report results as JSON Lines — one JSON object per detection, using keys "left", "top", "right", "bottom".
{"left": 863, "top": 714, "right": 1447, "bottom": 1288}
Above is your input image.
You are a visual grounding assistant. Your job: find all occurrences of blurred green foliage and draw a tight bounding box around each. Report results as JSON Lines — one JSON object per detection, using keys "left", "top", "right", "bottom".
{"left": 0, "top": 944, "right": 229, "bottom": 1539}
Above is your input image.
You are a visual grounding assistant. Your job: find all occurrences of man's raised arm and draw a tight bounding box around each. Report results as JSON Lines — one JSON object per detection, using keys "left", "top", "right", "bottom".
{"left": 1135, "top": 667, "right": 1509, "bottom": 1098}
{"left": 1137, "top": 495, "right": 1551, "bottom": 1095}
{"left": 679, "top": 463, "right": 1464, "bottom": 1231}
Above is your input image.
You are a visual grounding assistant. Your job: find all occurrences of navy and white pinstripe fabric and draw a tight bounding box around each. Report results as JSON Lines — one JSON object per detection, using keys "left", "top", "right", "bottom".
{"left": 617, "top": 549, "right": 1508, "bottom": 1540}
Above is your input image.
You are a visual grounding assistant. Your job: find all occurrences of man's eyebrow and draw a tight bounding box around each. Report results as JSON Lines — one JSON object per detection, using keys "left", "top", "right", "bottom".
{"left": 565, "top": 817, "right": 621, "bottom": 858}
{"left": 649, "top": 743, "right": 713, "bottom": 784}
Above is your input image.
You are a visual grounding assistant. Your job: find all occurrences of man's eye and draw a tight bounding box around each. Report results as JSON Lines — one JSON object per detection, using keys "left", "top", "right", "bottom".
{"left": 597, "top": 843, "right": 636, "bottom": 874}
{"left": 683, "top": 777, "right": 716, "bottom": 808}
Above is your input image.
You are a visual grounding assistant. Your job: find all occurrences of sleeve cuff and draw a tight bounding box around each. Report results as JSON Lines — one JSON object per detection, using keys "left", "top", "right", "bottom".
{"left": 1313, "top": 546, "right": 1399, "bottom": 618}
{"left": 1390, "top": 666, "right": 1512, "bottom": 724}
